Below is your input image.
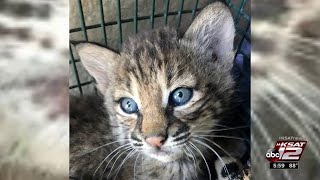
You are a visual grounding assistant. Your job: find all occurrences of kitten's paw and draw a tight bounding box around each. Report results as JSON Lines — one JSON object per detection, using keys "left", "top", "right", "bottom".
{"left": 214, "top": 157, "right": 250, "bottom": 180}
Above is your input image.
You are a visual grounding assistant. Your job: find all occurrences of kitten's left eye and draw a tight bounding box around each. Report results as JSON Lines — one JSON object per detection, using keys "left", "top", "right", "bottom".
{"left": 120, "top": 98, "right": 138, "bottom": 114}
{"left": 170, "top": 88, "right": 193, "bottom": 106}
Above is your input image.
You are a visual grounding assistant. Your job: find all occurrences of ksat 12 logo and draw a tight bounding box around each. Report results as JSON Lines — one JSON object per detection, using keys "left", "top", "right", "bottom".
{"left": 266, "top": 141, "right": 307, "bottom": 162}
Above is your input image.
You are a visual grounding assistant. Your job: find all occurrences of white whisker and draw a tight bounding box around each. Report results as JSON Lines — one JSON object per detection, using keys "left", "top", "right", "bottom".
{"left": 193, "top": 136, "right": 232, "bottom": 158}
{"left": 189, "top": 141, "right": 211, "bottom": 180}
{"left": 195, "top": 135, "right": 249, "bottom": 142}
{"left": 100, "top": 146, "right": 132, "bottom": 180}
{"left": 93, "top": 143, "right": 131, "bottom": 178}
{"left": 106, "top": 147, "right": 133, "bottom": 179}
{"left": 193, "top": 125, "right": 249, "bottom": 133}
{"left": 134, "top": 152, "right": 141, "bottom": 180}
{"left": 185, "top": 145, "right": 197, "bottom": 171}
{"left": 192, "top": 138, "right": 231, "bottom": 180}
{"left": 212, "top": 124, "right": 230, "bottom": 128}
{"left": 77, "top": 139, "right": 129, "bottom": 157}
{"left": 113, "top": 150, "right": 138, "bottom": 180}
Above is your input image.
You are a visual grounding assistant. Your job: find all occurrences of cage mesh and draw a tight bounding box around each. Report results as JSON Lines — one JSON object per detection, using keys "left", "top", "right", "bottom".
{"left": 69, "top": 0, "right": 250, "bottom": 95}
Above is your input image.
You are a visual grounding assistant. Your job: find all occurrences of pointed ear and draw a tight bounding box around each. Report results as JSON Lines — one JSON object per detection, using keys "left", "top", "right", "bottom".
{"left": 183, "top": 2, "right": 235, "bottom": 60}
{"left": 75, "top": 43, "right": 119, "bottom": 93}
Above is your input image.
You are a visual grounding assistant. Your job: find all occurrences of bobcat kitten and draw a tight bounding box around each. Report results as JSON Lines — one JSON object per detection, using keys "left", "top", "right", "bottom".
{"left": 70, "top": 2, "right": 249, "bottom": 180}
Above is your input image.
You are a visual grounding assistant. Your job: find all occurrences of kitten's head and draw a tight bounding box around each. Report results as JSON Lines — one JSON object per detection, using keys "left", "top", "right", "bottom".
{"left": 76, "top": 2, "right": 237, "bottom": 163}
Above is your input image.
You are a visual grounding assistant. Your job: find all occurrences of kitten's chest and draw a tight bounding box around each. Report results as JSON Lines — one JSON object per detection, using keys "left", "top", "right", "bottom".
{"left": 133, "top": 158, "right": 204, "bottom": 180}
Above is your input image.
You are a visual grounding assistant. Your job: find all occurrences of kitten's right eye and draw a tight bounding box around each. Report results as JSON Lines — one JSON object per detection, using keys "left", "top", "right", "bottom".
{"left": 120, "top": 98, "right": 138, "bottom": 114}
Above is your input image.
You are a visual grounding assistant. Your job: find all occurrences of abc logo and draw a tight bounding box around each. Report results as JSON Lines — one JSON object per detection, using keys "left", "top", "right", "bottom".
{"left": 265, "top": 148, "right": 280, "bottom": 162}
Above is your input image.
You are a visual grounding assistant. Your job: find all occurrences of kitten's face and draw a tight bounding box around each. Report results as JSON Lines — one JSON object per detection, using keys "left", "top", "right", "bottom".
{"left": 110, "top": 28, "right": 235, "bottom": 162}
{"left": 77, "top": 2, "right": 238, "bottom": 162}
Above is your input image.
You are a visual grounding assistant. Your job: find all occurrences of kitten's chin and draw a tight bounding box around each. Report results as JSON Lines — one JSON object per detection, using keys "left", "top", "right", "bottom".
{"left": 146, "top": 151, "right": 183, "bottom": 163}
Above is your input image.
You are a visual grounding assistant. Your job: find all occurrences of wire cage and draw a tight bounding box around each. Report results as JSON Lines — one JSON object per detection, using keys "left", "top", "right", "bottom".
{"left": 69, "top": 0, "right": 250, "bottom": 95}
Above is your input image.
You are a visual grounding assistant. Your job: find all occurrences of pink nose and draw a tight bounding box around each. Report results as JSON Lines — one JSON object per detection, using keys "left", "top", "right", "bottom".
{"left": 146, "top": 136, "right": 165, "bottom": 148}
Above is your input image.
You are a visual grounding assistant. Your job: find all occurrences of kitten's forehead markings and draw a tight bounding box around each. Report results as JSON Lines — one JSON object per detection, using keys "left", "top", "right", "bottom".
{"left": 158, "top": 68, "right": 169, "bottom": 107}
{"left": 114, "top": 88, "right": 132, "bottom": 99}
{"left": 129, "top": 74, "right": 142, "bottom": 108}
{"left": 154, "top": 43, "right": 165, "bottom": 60}
{"left": 128, "top": 66, "right": 168, "bottom": 108}
{"left": 170, "top": 72, "right": 196, "bottom": 90}
{"left": 162, "top": 88, "right": 170, "bottom": 107}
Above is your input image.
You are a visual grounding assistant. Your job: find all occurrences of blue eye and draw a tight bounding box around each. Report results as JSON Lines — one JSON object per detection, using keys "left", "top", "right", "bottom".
{"left": 170, "top": 88, "right": 193, "bottom": 106}
{"left": 120, "top": 98, "right": 138, "bottom": 114}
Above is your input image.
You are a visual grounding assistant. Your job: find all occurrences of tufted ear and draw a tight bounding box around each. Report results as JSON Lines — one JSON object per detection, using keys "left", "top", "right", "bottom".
{"left": 183, "top": 2, "right": 235, "bottom": 61}
{"left": 75, "top": 43, "right": 119, "bottom": 93}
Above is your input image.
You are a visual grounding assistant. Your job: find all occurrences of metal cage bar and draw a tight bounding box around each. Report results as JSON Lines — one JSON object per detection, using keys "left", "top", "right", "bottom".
{"left": 236, "top": 22, "right": 250, "bottom": 55}
{"left": 116, "top": 0, "right": 123, "bottom": 49}
{"left": 69, "top": 45, "right": 83, "bottom": 94}
{"left": 177, "top": 0, "right": 184, "bottom": 28}
{"left": 77, "top": 0, "right": 88, "bottom": 41}
{"left": 134, "top": 0, "right": 138, "bottom": 33}
{"left": 70, "top": 80, "right": 94, "bottom": 89}
{"left": 235, "top": 0, "right": 247, "bottom": 25}
{"left": 98, "top": 0, "right": 107, "bottom": 46}
{"left": 70, "top": 9, "right": 202, "bottom": 33}
{"left": 192, "top": 0, "right": 199, "bottom": 20}
{"left": 151, "top": 0, "right": 155, "bottom": 29}
{"left": 164, "top": 0, "right": 170, "bottom": 25}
